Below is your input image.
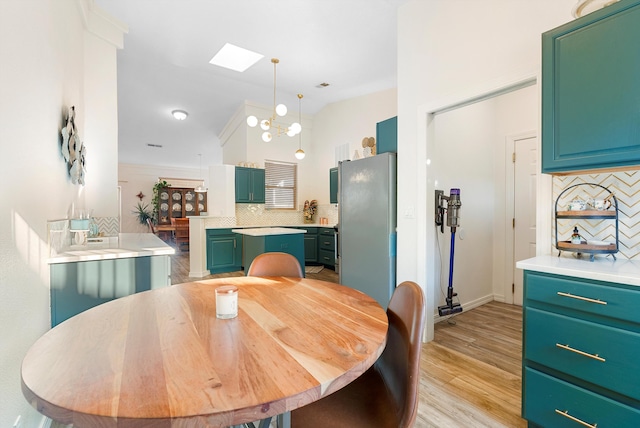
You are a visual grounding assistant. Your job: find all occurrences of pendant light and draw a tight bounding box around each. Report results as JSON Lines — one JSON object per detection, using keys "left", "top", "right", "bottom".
{"left": 246, "top": 58, "right": 301, "bottom": 142}
{"left": 194, "top": 154, "right": 207, "bottom": 193}
{"left": 294, "top": 94, "right": 305, "bottom": 160}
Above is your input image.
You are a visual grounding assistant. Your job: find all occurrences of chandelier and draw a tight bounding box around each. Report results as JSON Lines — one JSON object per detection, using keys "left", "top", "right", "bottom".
{"left": 246, "top": 58, "right": 301, "bottom": 142}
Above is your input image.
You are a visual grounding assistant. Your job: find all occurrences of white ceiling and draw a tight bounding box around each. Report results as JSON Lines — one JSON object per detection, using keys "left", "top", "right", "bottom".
{"left": 94, "top": 0, "right": 408, "bottom": 169}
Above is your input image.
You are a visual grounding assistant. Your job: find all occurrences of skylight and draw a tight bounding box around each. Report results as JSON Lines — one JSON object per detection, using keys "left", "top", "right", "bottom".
{"left": 209, "top": 43, "right": 263, "bottom": 72}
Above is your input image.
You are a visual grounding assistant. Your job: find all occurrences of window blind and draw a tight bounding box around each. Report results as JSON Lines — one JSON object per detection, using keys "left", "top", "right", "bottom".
{"left": 265, "top": 160, "right": 297, "bottom": 210}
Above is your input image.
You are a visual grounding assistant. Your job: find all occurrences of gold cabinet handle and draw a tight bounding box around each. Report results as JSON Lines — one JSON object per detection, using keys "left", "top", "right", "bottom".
{"left": 555, "top": 409, "right": 597, "bottom": 428}
{"left": 556, "top": 343, "right": 605, "bottom": 362}
{"left": 557, "top": 291, "right": 607, "bottom": 305}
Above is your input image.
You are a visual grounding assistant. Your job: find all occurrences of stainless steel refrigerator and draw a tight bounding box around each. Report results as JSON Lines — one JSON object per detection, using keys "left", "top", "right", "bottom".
{"left": 338, "top": 152, "right": 397, "bottom": 310}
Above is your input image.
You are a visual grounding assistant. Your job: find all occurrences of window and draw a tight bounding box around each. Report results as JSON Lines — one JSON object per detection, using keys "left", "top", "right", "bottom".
{"left": 265, "top": 160, "right": 297, "bottom": 209}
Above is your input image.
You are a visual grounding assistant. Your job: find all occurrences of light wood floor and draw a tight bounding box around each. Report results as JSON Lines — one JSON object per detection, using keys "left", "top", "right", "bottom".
{"left": 54, "top": 251, "right": 525, "bottom": 427}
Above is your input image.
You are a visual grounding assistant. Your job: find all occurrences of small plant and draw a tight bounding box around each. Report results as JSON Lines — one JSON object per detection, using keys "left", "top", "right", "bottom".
{"left": 133, "top": 202, "right": 153, "bottom": 225}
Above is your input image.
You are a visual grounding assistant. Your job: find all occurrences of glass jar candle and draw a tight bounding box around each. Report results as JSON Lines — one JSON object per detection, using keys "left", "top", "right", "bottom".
{"left": 215, "top": 285, "right": 238, "bottom": 319}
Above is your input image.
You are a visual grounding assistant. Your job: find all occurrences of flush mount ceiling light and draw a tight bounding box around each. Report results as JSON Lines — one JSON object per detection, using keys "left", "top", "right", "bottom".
{"left": 246, "top": 58, "right": 301, "bottom": 143}
{"left": 209, "top": 43, "right": 264, "bottom": 72}
{"left": 172, "top": 110, "right": 188, "bottom": 121}
{"left": 572, "top": 0, "right": 620, "bottom": 17}
{"left": 294, "top": 94, "right": 305, "bottom": 160}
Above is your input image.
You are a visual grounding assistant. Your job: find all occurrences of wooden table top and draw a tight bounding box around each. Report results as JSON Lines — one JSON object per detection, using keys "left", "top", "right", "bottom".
{"left": 22, "top": 277, "right": 388, "bottom": 427}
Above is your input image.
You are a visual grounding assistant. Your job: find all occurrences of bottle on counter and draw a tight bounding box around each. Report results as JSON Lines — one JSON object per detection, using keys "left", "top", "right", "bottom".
{"left": 571, "top": 226, "right": 583, "bottom": 244}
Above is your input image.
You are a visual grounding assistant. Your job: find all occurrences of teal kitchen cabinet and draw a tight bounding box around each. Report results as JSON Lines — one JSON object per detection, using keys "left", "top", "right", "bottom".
{"left": 521, "top": 270, "right": 640, "bottom": 426}
{"left": 237, "top": 229, "right": 305, "bottom": 276}
{"left": 206, "top": 229, "right": 243, "bottom": 273}
{"left": 235, "top": 167, "right": 265, "bottom": 203}
{"left": 376, "top": 116, "right": 397, "bottom": 154}
{"left": 542, "top": 0, "right": 640, "bottom": 173}
{"left": 318, "top": 228, "right": 335, "bottom": 268}
{"left": 299, "top": 227, "right": 318, "bottom": 264}
{"left": 50, "top": 255, "right": 171, "bottom": 327}
{"left": 329, "top": 167, "right": 338, "bottom": 204}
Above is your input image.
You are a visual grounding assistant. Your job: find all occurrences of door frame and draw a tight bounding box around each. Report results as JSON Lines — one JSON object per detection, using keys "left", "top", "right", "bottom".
{"left": 504, "top": 131, "right": 536, "bottom": 304}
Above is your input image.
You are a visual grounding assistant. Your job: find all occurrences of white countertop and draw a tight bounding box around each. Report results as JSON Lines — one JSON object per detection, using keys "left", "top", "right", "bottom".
{"left": 516, "top": 255, "right": 640, "bottom": 287}
{"left": 204, "top": 224, "right": 336, "bottom": 230}
{"left": 48, "top": 233, "right": 175, "bottom": 264}
{"left": 231, "top": 227, "right": 307, "bottom": 237}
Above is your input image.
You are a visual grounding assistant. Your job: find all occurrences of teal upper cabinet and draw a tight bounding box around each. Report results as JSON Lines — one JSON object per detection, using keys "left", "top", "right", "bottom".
{"left": 235, "top": 167, "right": 265, "bottom": 203}
{"left": 329, "top": 167, "right": 338, "bottom": 204}
{"left": 542, "top": 0, "right": 640, "bottom": 173}
{"left": 376, "top": 116, "right": 397, "bottom": 154}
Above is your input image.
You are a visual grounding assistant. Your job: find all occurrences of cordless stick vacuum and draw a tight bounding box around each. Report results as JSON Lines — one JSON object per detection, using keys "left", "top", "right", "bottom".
{"left": 435, "top": 188, "right": 463, "bottom": 316}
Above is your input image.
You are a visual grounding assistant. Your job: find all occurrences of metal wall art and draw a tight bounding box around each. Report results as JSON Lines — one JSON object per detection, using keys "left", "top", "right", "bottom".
{"left": 61, "top": 106, "right": 86, "bottom": 185}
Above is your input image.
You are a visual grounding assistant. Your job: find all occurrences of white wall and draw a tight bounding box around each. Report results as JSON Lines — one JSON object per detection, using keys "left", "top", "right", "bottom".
{"left": 311, "top": 88, "right": 397, "bottom": 203}
{"left": 0, "top": 1, "right": 124, "bottom": 426}
{"left": 397, "top": 0, "right": 576, "bottom": 340}
{"left": 118, "top": 163, "right": 202, "bottom": 232}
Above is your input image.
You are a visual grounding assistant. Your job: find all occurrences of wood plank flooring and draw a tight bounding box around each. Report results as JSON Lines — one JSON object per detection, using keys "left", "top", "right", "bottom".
{"left": 53, "top": 251, "right": 525, "bottom": 427}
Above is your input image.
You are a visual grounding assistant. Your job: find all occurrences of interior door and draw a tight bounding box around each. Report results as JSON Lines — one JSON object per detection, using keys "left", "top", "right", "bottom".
{"left": 513, "top": 136, "right": 538, "bottom": 305}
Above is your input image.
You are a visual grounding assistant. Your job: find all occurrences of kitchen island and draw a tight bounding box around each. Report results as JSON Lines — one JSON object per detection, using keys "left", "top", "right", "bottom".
{"left": 233, "top": 227, "right": 306, "bottom": 275}
{"left": 48, "top": 233, "right": 174, "bottom": 326}
{"left": 516, "top": 255, "right": 640, "bottom": 426}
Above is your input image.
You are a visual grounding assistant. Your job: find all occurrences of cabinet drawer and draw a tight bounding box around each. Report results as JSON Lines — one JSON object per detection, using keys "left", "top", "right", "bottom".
{"left": 318, "top": 249, "right": 335, "bottom": 267}
{"left": 319, "top": 228, "right": 335, "bottom": 236}
{"left": 207, "top": 228, "right": 234, "bottom": 237}
{"left": 524, "top": 367, "right": 640, "bottom": 427}
{"left": 525, "top": 271, "right": 640, "bottom": 324}
{"left": 319, "top": 235, "right": 335, "bottom": 250}
{"left": 525, "top": 307, "right": 640, "bottom": 401}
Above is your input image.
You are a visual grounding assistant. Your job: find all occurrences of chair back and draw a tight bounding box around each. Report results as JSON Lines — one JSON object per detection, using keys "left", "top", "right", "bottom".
{"left": 247, "top": 252, "right": 304, "bottom": 278}
{"left": 375, "top": 281, "right": 426, "bottom": 428}
{"left": 146, "top": 218, "right": 156, "bottom": 234}
{"left": 173, "top": 218, "right": 189, "bottom": 250}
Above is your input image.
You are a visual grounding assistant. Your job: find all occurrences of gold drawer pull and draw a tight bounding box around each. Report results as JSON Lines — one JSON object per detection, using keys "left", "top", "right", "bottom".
{"left": 556, "top": 343, "right": 605, "bottom": 362}
{"left": 555, "top": 409, "right": 597, "bottom": 428}
{"left": 557, "top": 291, "right": 607, "bottom": 305}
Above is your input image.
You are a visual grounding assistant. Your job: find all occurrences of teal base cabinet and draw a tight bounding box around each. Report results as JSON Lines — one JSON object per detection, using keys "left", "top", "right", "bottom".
{"left": 522, "top": 270, "right": 640, "bottom": 426}
{"left": 206, "top": 229, "right": 242, "bottom": 273}
{"left": 318, "top": 228, "right": 335, "bottom": 268}
{"left": 542, "top": 0, "right": 640, "bottom": 173}
{"left": 235, "top": 167, "right": 265, "bottom": 203}
{"left": 300, "top": 227, "right": 318, "bottom": 264}
{"left": 50, "top": 255, "right": 171, "bottom": 327}
{"left": 329, "top": 167, "right": 338, "bottom": 204}
{"left": 242, "top": 233, "right": 305, "bottom": 276}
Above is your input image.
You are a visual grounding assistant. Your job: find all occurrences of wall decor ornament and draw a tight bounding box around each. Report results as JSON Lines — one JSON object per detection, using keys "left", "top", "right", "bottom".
{"left": 60, "top": 106, "right": 86, "bottom": 185}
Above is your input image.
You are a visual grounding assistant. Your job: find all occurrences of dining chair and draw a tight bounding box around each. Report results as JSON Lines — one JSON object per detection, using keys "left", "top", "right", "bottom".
{"left": 172, "top": 217, "right": 190, "bottom": 251}
{"left": 291, "top": 280, "right": 426, "bottom": 428}
{"left": 146, "top": 218, "right": 157, "bottom": 234}
{"left": 246, "top": 252, "right": 304, "bottom": 278}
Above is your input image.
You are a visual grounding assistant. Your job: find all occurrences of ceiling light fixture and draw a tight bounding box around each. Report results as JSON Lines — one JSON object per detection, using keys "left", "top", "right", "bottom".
{"left": 294, "top": 94, "right": 305, "bottom": 160}
{"left": 194, "top": 153, "right": 207, "bottom": 193}
{"left": 172, "top": 110, "right": 188, "bottom": 121}
{"left": 572, "top": 0, "right": 619, "bottom": 17}
{"left": 247, "top": 58, "right": 301, "bottom": 143}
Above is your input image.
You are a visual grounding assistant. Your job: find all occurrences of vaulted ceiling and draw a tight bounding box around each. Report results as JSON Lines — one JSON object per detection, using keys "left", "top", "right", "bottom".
{"left": 95, "top": 0, "right": 408, "bottom": 169}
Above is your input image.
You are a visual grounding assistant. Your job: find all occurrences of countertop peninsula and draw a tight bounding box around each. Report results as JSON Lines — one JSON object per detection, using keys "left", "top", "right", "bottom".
{"left": 517, "top": 255, "right": 640, "bottom": 287}
{"left": 48, "top": 233, "right": 175, "bottom": 264}
{"left": 231, "top": 227, "right": 307, "bottom": 236}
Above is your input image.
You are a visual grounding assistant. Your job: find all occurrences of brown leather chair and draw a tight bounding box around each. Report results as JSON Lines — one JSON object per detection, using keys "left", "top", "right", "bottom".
{"left": 246, "top": 252, "right": 304, "bottom": 278}
{"left": 291, "top": 281, "right": 426, "bottom": 428}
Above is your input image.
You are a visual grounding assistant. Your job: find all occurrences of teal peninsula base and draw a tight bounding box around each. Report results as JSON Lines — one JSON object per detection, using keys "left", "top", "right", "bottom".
{"left": 233, "top": 227, "right": 306, "bottom": 276}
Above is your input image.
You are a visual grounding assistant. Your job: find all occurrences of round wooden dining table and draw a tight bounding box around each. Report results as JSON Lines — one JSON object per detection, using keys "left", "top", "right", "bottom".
{"left": 21, "top": 276, "right": 388, "bottom": 427}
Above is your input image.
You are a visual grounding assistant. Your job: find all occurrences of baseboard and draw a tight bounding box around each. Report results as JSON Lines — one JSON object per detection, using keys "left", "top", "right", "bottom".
{"left": 188, "top": 269, "right": 211, "bottom": 278}
{"left": 434, "top": 293, "right": 494, "bottom": 323}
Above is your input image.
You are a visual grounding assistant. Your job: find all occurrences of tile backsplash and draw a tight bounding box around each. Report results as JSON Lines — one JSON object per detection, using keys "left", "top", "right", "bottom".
{"left": 553, "top": 170, "right": 640, "bottom": 259}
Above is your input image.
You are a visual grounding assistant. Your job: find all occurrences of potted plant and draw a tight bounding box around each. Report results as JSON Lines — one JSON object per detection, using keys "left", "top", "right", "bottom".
{"left": 133, "top": 202, "right": 153, "bottom": 226}
{"left": 151, "top": 180, "right": 170, "bottom": 223}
